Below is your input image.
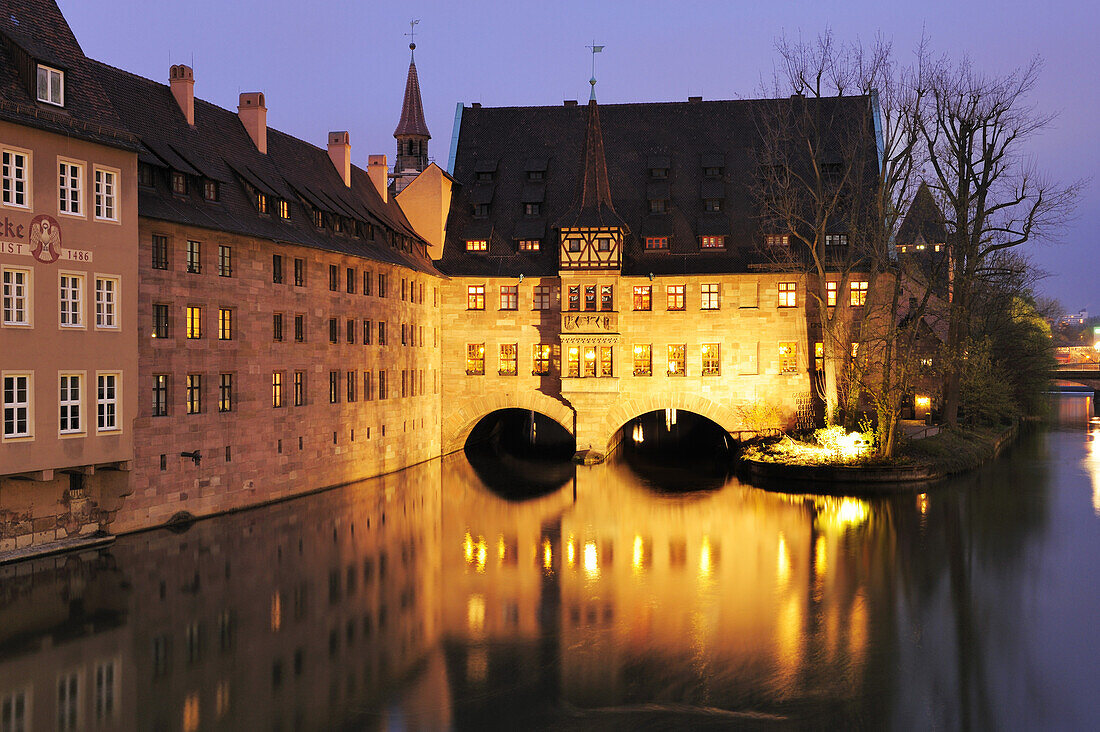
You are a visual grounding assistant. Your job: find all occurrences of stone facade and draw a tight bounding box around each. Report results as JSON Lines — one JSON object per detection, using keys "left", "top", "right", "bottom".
{"left": 120, "top": 219, "right": 442, "bottom": 533}
{"left": 440, "top": 272, "right": 814, "bottom": 457}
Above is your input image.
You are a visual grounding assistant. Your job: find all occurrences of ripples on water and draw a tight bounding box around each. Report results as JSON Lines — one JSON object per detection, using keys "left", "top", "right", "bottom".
{"left": 2, "top": 395, "right": 1100, "bottom": 730}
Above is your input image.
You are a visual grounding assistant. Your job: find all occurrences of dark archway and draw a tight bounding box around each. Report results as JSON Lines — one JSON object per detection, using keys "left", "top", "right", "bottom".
{"left": 609, "top": 409, "right": 736, "bottom": 492}
{"left": 464, "top": 409, "right": 577, "bottom": 500}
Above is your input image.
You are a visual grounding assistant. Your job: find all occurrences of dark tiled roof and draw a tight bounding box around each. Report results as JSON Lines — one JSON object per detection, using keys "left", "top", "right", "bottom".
{"left": 439, "top": 95, "right": 874, "bottom": 277}
{"left": 89, "top": 60, "right": 438, "bottom": 275}
{"left": 393, "top": 54, "right": 430, "bottom": 139}
{"left": 0, "top": 0, "right": 138, "bottom": 150}
{"left": 897, "top": 181, "right": 947, "bottom": 246}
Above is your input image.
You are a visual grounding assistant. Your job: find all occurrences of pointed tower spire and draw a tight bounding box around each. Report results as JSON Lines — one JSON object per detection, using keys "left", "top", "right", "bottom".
{"left": 394, "top": 21, "right": 430, "bottom": 193}
{"left": 557, "top": 98, "right": 625, "bottom": 229}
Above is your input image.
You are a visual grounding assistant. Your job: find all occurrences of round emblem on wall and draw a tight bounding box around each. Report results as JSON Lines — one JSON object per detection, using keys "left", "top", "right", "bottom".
{"left": 29, "top": 214, "right": 62, "bottom": 263}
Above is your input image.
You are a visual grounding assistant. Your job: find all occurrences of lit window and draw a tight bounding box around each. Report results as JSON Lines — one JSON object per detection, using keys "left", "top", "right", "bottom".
{"left": 779, "top": 342, "right": 797, "bottom": 373}
{"left": 916, "top": 243, "right": 927, "bottom": 251}
{"left": 533, "top": 285, "right": 552, "bottom": 310}
{"left": 778, "top": 282, "right": 796, "bottom": 308}
{"left": 59, "top": 374, "right": 81, "bottom": 433}
{"left": 700, "top": 235, "right": 724, "bottom": 249}
{"left": 600, "top": 285, "right": 614, "bottom": 311}
{"left": 599, "top": 346, "right": 613, "bottom": 377}
{"left": 826, "top": 233, "right": 848, "bottom": 246}
{"left": 466, "top": 239, "right": 487, "bottom": 252}
{"left": 257, "top": 192, "right": 268, "bottom": 214}
{"left": 94, "top": 168, "right": 117, "bottom": 220}
{"left": 59, "top": 161, "right": 82, "bottom": 215}
{"left": 95, "top": 277, "right": 119, "bottom": 328}
{"left": 933, "top": 244, "right": 943, "bottom": 252}
{"left": 466, "top": 343, "right": 485, "bottom": 375}
{"left": 533, "top": 344, "right": 552, "bottom": 375}
{"left": 815, "top": 341, "right": 824, "bottom": 371}
{"left": 219, "top": 373, "right": 233, "bottom": 412}
{"left": 313, "top": 209, "right": 323, "bottom": 228}
{"left": 666, "top": 284, "right": 685, "bottom": 311}
{"left": 2, "top": 267, "right": 30, "bottom": 325}
{"left": 186, "top": 240, "right": 201, "bottom": 273}
{"left": 702, "top": 343, "right": 721, "bottom": 375}
{"left": 2, "top": 374, "right": 31, "bottom": 437}
{"left": 467, "top": 285, "right": 485, "bottom": 310}
{"left": 633, "top": 285, "right": 651, "bottom": 311}
{"left": 851, "top": 342, "right": 860, "bottom": 358}
{"left": 566, "top": 285, "right": 580, "bottom": 311}
{"left": 97, "top": 373, "right": 119, "bottom": 431}
{"left": 278, "top": 199, "right": 290, "bottom": 218}
{"left": 765, "top": 233, "right": 789, "bottom": 246}
{"left": 269, "top": 372, "right": 283, "bottom": 408}
{"left": 59, "top": 273, "right": 83, "bottom": 327}
{"left": 519, "top": 239, "right": 540, "bottom": 251}
{"left": 645, "top": 236, "right": 668, "bottom": 250}
{"left": 295, "top": 371, "right": 306, "bottom": 405}
{"left": 2, "top": 149, "right": 28, "bottom": 207}
{"left": 499, "top": 285, "right": 517, "bottom": 310}
{"left": 36, "top": 64, "right": 63, "bottom": 105}
{"left": 219, "top": 245, "right": 233, "bottom": 277}
{"left": 581, "top": 285, "right": 596, "bottom": 311}
{"left": 667, "top": 344, "right": 686, "bottom": 375}
{"left": 700, "top": 283, "right": 719, "bottom": 310}
{"left": 219, "top": 308, "right": 234, "bottom": 340}
{"left": 826, "top": 281, "right": 837, "bottom": 307}
{"left": 186, "top": 306, "right": 202, "bottom": 339}
{"left": 499, "top": 344, "right": 518, "bottom": 375}
{"left": 850, "top": 281, "right": 868, "bottom": 307}
{"left": 633, "top": 344, "right": 652, "bottom": 376}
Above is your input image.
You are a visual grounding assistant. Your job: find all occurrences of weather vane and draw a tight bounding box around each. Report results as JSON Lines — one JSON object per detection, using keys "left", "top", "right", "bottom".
{"left": 586, "top": 40, "right": 604, "bottom": 100}
{"left": 406, "top": 19, "right": 420, "bottom": 53}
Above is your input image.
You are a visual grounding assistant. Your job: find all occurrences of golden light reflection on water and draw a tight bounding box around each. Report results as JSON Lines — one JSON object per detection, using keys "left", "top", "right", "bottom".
{"left": 815, "top": 535, "right": 828, "bottom": 577}
{"left": 632, "top": 535, "right": 646, "bottom": 575}
{"left": 777, "top": 533, "right": 791, "bottom": 587}
{"left": 699, "top": 535, "right": 713, "bottom": 579}
{"left": 1087, "top": 429, "right": 1100, "bottom": 517}
{"left": 583, "top": 541, "right": 599, "bottom": 579}
{"left": 466, "top": 594, "right": 486, "bottom": 635}
{"left": 542, "top": 539, "right": 553, "bottom": 571}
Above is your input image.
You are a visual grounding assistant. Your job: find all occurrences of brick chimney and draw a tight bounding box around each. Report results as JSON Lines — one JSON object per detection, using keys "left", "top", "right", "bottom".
{"left": 328, "top": 131, "right": 351, "bottom": 187}
{"left": 238, "top": 92, "right": 267, "bottom": 154}
{"left": 169, "top": 64, "right": 194, "bottom": 126}
{"left": 368, "top": 154, "right": 388, "bottom": 203}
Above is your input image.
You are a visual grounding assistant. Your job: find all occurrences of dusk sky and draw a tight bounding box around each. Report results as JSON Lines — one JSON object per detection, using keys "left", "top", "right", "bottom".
{"left": 61, "top": 0, "right": 1097, "bottom": 309}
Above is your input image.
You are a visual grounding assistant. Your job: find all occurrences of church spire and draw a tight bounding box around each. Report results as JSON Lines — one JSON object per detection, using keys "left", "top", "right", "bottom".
{"left": 557, "top": 98, "right": 625, "bottom": 229}
{"left": 393, "top": 20, "right": 430, "bottom": 193}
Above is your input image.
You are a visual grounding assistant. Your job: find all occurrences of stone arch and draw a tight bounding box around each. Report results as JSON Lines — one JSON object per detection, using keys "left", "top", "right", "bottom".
{"left": 442, "top": 391, "right": 575, "bottom": 455}
{"left": 591, "top": 393, "right": 744, "bottom": 455}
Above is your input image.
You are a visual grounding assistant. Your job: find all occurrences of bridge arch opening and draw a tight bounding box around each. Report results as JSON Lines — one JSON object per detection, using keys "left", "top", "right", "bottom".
{"left": 609, "top": 409, "right": 736, "bottom": 492}
{"left": 464, "top": 409, "right": 577, "bottom": 500}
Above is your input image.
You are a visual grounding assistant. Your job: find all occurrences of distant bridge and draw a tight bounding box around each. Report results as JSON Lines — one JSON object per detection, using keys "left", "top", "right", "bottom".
{"left": 1053, "top": 365, "right": 1100, "bottom": 390}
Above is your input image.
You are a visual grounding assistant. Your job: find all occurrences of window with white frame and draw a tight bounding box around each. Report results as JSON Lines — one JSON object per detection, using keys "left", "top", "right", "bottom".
{"left": 97, "top": 373, "right": 119, "bottom": 431}
{"left": 3, "top": 374, "right": 31, "bottom": 438}
{"left": 94, "top": 168, "right": 117, "bottom": 221}
{"left": 2, "top": 267, "right": 29, "bottom": 325}
{"left": 2, "top": 149, "right": 28, "bottom": 207}
{"left": 37, "top": 64, "right": 64, "bottom": 106}
{"left": 95, "top": 277, "right": 118, "bottom": 328}
{"left": 60, "top": 272, "right": 83, "bottom": 327}
{"left": 59, "top": 160, "right": 82, "bottom": 215}
{"left": 59, "top": 374, "right": 82, "bottom": 434}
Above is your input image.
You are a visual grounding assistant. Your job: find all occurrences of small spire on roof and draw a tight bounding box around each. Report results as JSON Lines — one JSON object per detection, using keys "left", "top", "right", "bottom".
{"left": 586, "top": 41, "right": 604, "bottom": 101}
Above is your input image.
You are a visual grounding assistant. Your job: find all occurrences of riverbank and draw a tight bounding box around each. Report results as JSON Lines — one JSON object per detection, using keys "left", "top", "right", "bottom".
{"left": 742, "top": 422, "right": 1021, "bottom": 492}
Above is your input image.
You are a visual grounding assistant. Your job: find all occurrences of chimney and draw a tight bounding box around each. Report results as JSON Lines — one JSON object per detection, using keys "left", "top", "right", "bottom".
{"left": 237, "top": 92, "right": 267, "bottom": 154}
{"left": 328, "top": 131, "right": 351, "bottom": 187}
{"left": 368, "top": 154, "right": 388, "bottom": 203}
{"left": 169, "top": 64, "right": 194, "bottom": 126}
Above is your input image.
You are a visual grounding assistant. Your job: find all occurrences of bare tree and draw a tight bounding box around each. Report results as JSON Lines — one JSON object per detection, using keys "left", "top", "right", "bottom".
{"left": 918, "top": 55, "right": 1081, "bottom": 426}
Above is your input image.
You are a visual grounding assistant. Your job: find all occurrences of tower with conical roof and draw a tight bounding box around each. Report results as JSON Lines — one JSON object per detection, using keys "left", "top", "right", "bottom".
{"left": 393, "top": 35, "right": 430, "bottom": 194}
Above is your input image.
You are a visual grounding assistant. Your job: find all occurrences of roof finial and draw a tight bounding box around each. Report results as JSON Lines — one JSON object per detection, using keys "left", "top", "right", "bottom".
{"left": 586, "top": 40, "right": 604, "bottom": 101}
{"left": 406, "top": 18, "right": 420, "bottom": 57}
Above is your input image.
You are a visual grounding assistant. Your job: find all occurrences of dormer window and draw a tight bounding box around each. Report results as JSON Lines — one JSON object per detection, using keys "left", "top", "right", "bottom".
{"left": 524, "top": 203, "right": 540, "bottom": 216}
{"left": 765, "top": 233, "right": 790, "bottom": 246}
{"left": 477, "top": 171, "right": 493, "bottom": 183}
{"left": 171, "top": 172, "right": 188, "bottom": 195}
{"left": 466, "top": 239, "right": 487, "bottom": 252}
{"left": 203, "top": 180, "right": 219, "bottom": 202}
{"left": 138, "top": 164, "right": 156, "bottom": 188}
{"left": 527, "top": 170, "right": 544, "bottom": 182}
{"left": 704, "top": 166, "right": 723, "bottom": 178}
{"left": 649, "top": 199, "right": 667, "bottom": 214}
{"left": 257, "top": 192, "right": 268, "bottom": 214}
{"left": 704, "top": 198, "right": 722, "bottom": 213}
{"left": 313, "top": 210, "right": 323, "bottom": 228}
{"left": 700, "top": 235, "right": 725, "bottom": 249}
{"left": 473, "top": 203, "right": 490, "bottom": 217}
{"left": 278, "top": 199, "right": 290, "bottom": 219}
{"left": 36, "top": 65, "right": 63, "bottom": 106}
{"left": 334, "top": 217, "right": 344, "bottom": 233}
{"left": 645, "top": 236, "right": 668, "bottom": 251}
{"left": 518, "top": 239, "right": 540, "bottom": 251}
{"left": 649, "top": 167, "right": 668, "bottom": 179}
{"left": 825, "top": 234, "right": 848, "bottom": 246}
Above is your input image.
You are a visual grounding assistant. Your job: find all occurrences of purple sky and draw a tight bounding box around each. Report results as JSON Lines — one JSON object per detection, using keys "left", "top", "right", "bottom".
{"left": 61, "top": 0, "right": 1097, "bottom": 310}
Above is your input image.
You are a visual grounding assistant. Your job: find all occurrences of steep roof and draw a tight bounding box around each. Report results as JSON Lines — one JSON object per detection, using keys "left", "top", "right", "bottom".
{"left": 555, "top": 100, "right": 626, "bottom": 230}
{"left": 90, "top": 60, "right": 438, "bottom": 275}
{"left": 0, "top": 0, "right": 138, "bottom": 151}
{"left": 394, "top": 51, "right": 430, "bottom": 139}
{"left": 897, "top": 181, "right": 947, "bottom": 247}
{"left": 439, "top": 95, "right": 875, "bottom": 277}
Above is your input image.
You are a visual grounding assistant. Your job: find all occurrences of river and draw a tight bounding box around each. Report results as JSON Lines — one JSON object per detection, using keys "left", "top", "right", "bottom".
{"left": 1, "top": 394, "right": 1098, "bottom": 730}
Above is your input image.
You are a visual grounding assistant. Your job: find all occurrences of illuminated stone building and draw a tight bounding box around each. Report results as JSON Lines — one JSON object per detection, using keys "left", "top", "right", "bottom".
{"left": 0, "top": 1, "right": 140, "bottom": 549}
{"left": 436, "top": 94, "right": 876, "bottom": 459}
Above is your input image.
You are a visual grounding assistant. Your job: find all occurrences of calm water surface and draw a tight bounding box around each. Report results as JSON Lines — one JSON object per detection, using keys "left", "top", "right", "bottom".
{"left": 2, "top": 395, "right": 1099, "bottom": 730}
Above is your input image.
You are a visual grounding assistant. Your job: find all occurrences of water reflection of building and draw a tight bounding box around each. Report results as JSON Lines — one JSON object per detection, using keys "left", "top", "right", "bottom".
{"left": 0, "top": 461, "right": 447, "bottom": 731}
{"left": 439, "top": 452, "right": 893, "bottom": 716}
